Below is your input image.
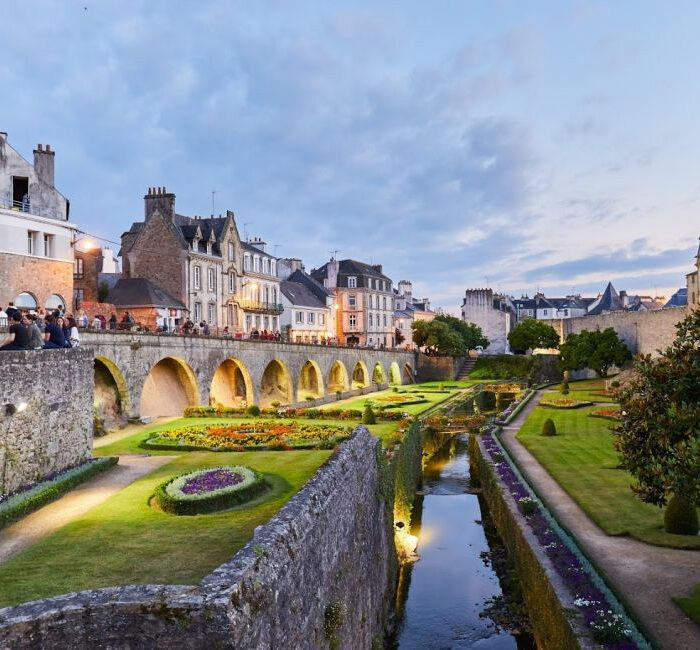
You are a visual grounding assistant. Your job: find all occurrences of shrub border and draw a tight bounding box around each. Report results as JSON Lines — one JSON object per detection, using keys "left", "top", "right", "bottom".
{"left": 0, "top": 457, "right": 118, "bottom": 529}
{"left": 154, "top": 466, "right": 270, "bottom": 516}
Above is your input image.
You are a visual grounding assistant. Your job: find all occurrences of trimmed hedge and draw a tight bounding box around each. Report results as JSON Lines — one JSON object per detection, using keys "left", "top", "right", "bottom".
{"left": 0, "top": 457, "right": 118, "bottom": 529}
{"left": 377, "top": 399, "right": 429, "bottom": 410}
{"left": 154, "top": 466, "right": 270, "bottom": 515}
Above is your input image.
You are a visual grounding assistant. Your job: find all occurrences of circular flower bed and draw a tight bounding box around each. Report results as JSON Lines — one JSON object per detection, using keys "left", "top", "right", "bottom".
{"left": 142, "top": 420, "right": 352, "bottom": 452}
{"left": 540, "top": 398, "right": 593, "bottom": 409}
{"left": 154, "top": 466, "right": 269, "bottom": 515}
{"left": 589, "top": 408, "right": 621, "bottom": 420}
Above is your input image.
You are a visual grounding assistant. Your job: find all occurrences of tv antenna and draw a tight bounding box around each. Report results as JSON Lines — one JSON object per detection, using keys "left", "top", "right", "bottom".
{"left": 243, "top": 222, "right": 252, "bottom": 241}
{"left": 273, "top": 244, "right": 281, "bottom": 256}
{"left": 211, "top": 190, "right": 217, "bottom": 216}
{"left": 329, "top": 249, "right": 340, "bottom": 261}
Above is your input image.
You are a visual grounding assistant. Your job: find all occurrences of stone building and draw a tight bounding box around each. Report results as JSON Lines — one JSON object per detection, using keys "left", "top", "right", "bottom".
{"left": 512, "top": 293, "right": 592, "bottom": 321}
{"left": 0, "top": 131, "right": 75, "bottom": 312}
{"left": 311, "top": 258, "right": 395, "bottom": 347}
{"left": 106, "top": 277, "right": 186, "bottom": 331}
{"left": 394, "top": 280, "right": 435, "bottom": 349}
{"left": 279, "top": 262, "right": 334, "bottom": 343}
{"left": 73, "top": 245, "right": 120, "bottom": 308}
{"left": 687, "top": 237, "right": 700, "bottom": 306}
{"left": 461, "top": 289, "right": 515, "bottom": 354}
{"left": 240, "top": 238, "right": 282, "bottom": 334}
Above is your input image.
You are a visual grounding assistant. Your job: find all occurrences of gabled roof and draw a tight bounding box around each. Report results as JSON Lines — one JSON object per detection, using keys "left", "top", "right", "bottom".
{"left": 280, "top": 280, "right": 326, "bottom": 308}
{"left": 311, "top": 259, "right": 390, "bottom": 281}
{"left": 107, "top": 278, "right": 186, "bottom": 309}
{"left": 286, "top": 269, "right": 331, "bottom": 302}
{"left": 587, "top": 282, "right": 623, "bottom": 315}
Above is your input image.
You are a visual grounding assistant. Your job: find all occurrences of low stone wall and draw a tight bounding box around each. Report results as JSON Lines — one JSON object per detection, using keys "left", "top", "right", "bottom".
{"left": 0, "top": 349, "right": 93, "bottom": 494}
{"left": 416, "top": 354, "right": 457, "bottom": 381}
{"left": 0, "top": 427, "right": 395, "bottom": 649}
{"left": 470, "top": 435, "right": 594, "bottom": 650}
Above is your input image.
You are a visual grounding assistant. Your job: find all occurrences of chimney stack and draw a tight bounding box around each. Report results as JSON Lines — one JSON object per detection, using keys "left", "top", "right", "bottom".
{"left": 144, "top": 185, "right": 176, "bottom": 221}
{"left": 33, "top": 143, "right": 55, "bottom": 187}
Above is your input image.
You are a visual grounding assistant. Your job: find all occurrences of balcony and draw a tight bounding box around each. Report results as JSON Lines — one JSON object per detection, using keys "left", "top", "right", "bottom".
{"left": 235, "top": 298, "right": 284, "bottom": 314}
{"left": 0, "top": 196, "right": 66, "bottom": 221}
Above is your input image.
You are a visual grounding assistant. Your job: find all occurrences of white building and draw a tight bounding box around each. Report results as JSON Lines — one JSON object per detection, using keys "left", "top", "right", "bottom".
{"left": 240, "top": 238, "right": 282, "bottom": 333}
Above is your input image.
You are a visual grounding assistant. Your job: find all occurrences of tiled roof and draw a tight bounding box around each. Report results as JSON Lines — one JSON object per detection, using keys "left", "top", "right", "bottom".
{"left": 587, "top": 282, "right": 623, "bottom": 315}
{"left": 107, "top": 278, "right": 186, "bottom": 309}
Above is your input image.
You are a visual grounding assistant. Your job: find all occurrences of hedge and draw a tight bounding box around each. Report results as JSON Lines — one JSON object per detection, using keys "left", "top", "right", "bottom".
{"left": 0, "top": 457, "right": 118, "bottom": 529}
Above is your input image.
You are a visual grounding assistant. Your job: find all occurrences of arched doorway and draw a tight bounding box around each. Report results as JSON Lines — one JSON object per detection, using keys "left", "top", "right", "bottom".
{"left": 327, "top": 360, "right": 350, "bottom": 394}
{"left": 404, "top": 363, "right": 415, "bottom": 384}
{"left": 389, "top": 362, "right": 402, "bottom": 386}
{"left": 14, "top": 292, "right": 38, "bottom": 310}
{"left": 93, "top": 357, "right": 130, "bottom": 434}
{"left": 297, "top": 360, "right": 324, "bottom": 401}
{"left": 210, "top": 358, "right": 253, "bottom": 407}
{"left": 352, "top": 361, "right": 369, "bottom": 389}
{"left": 260, "top": 359, "right": 293, "bottom": 407}
{"left": 140, "top": 357, "right": 199, "bottom": 417}
{"left": 372, "top": 362, "right": 386, "bottom": 386}
{"left": 45, "top": 294, "right": 66, "bottom": 311}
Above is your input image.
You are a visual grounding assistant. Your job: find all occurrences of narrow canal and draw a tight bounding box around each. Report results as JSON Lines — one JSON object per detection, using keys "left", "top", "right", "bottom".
{"left": 390, "top": 430, "right": 535, "bottom": 649}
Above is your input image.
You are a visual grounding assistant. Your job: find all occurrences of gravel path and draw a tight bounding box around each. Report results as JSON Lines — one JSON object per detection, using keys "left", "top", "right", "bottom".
{"left": 500, "top": 390, "right": 700, "bottom": 650}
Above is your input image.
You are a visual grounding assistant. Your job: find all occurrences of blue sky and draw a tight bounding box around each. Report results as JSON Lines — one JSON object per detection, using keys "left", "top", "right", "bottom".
{"left": 2, "top": 1, "right": 698, "bottom": 309}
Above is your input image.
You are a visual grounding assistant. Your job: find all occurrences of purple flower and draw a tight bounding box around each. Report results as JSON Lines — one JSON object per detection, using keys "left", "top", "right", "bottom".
{"left": 180, "top": 469, "right": 243, "bottom": 495}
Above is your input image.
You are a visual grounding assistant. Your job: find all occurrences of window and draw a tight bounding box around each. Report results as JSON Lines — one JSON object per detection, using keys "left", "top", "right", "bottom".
{"left": 74, "top": 258, "right": 84, "bottom": 279}
{"left": 193, "top": 265, "right": 201, "bottom": 289}
{"left": 323, "top": 279, "right": 329, "bottom": 288}
{"left": 369, "top": 313, "right": 373, "bottom": 327}
{"left": 296, "top": 311, "right": 304, "bottom": 324}
{"left": 264, "top": 258, "right": 270, "bottom": 274}
{"left": 194, "top": 302, "right": 202, "bottom": 322}
{"left": 253, "top": 256, "right": 259, "bottom": 272}
{"left": 43, "top": 234, "right": 52, "bottom": 257}
{"left": 229, "top": 272, "right": 235, "bottom": 293}
{"left": 208, "top": 268, "right": 215, "bottom": 291}
{"left": 348, "top": 276, "right": 357, "bottom": 288}
{"left": 272, "top": 287, "right": 277, "bottom": 303}
{"left": 244, "top": 254, "right": 251, "bottom": 271}
{"left": 308, "top": 312, "right": 315, "bottom": 324}
{"left": 319, "top": 313, "right": 325, "bottom": 325}
{"left": 349, "top": 314, "right": 357, "bottom": 329}
{"left": 208, "top": 303, "right": 216, "bottom": 324}
{"left": 542, "top": 309, "right": 548, "bottom": 316}
{"left": 27, "top": 231, "right": 35, "bottom": 255}
{"left": 383, "top": 314, "right": 387, "bottom": 327}
{"left": 270, "top": 260, "right": 276, "bottom": 276}
{"left": 382, "top": 296, "right": 386, "bottom": 310}
{"left": 263, "top": 316, "right": 269, "bottom": 329}
{"left": 246, "top": 314, "right": 252, "bottom": 331}
{"left": 13, "top": 176, "right": 29, "bottom": 209}
{"left": 348, "top": 294, "right": 356, "bottom": 308}
{"left": 228, "top": 242, "right": 234, "bottom": 261}
{"left": 73, "top": 288, "right": 84, "bottom": 306}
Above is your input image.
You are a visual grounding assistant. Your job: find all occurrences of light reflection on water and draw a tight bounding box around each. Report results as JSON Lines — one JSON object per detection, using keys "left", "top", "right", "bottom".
{"left": 391, "top": 436, "right": 535, "bottom": 650}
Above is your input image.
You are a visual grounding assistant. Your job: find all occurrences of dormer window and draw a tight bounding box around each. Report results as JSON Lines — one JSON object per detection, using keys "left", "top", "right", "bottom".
{"left": 348, "top": 276, "right": 357, "bottom": 288}
{"left": 253, "top": 256, "right": 260, "bottom": 273}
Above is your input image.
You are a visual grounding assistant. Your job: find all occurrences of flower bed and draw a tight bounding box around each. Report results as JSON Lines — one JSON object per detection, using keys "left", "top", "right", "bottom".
{"left": 0, "top": 457, "right": 118, "bottom": 529}
{"left": 143, "top": 421, "right": 352, "bottom": 452}
{"left": 153, "top": 465, "right": 269, "bottom": 515}
{"left": 589, "top": 408, "right": 621, "bottom": 421}
{"left": 539, "top": 398, "right": 593, "bottom": 409}
{"left": 495, "top": 389, "right": 535, "bottom": 425}
{"left": 183, "top": 405, "right": 406, "bottom": 421}
{"left": 481, "top": 432, "right": 646, "bottom": 649}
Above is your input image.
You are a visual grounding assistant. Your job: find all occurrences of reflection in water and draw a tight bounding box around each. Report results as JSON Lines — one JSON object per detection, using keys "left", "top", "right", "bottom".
{"left": 391, "top": 434, "right": 535, "bottom": 650}
{"left": 458, "top": 391, "right": 518, "bottom": 416}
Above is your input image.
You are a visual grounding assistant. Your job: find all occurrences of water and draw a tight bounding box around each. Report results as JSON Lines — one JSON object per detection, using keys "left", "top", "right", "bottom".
{"left": 456, "top": 391, "right": 519, "bottom": 416}
{"left": 391, "top": 435, "right": 535, "bottom": 650}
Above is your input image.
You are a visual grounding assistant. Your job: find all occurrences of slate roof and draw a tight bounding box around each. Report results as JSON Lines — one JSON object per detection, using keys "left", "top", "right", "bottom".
{"left": 587, "top": 282, "right": 624, "bottom": 315}
{"left": 665, "top": 288, "right": 688, "bottom": 308}
{"left": 311, "top": 259, "right": 390, "bottom": 282}
{"left": 280, "top": 281, "right": 326, "bottom": 309}
{"left": 107, "top": 278, "right": 186, "bottom": 309}
{"left": 242, "top": 241, "right": 275, "bottom": 258}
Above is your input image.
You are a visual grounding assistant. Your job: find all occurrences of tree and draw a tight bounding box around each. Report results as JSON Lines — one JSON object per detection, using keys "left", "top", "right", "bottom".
{"left": 508, "top": 319, "right": 560, "bottom": 353}
{"left": 98, "top": 281, "right": 110, "bottom": 303}
{"left": 411, "top": 316, "right": 489, "bottom": 356}
{"left": 613, "top": 310, "right": 700, "bottom": 534}
{"left": 395, "top": 327, "right": 405, "bottom": 346}
{"left": 434, "top": 315, "right": 489, "bottom": 352}
{"left": 559, "top": 327, "right": 631, "bottom": 377}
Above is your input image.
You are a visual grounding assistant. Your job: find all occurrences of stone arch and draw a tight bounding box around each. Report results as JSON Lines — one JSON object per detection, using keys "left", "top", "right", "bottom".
{"left": 139, "top": 356, "right": 199, "bottom": 418}
{"left": 389, "top": 362, "right": 402, "bottom": 386}
{"left": 327, "top": 360, "right": 350, "bottom": 394}
{"left": 403, "top": 363, "right": 415, "bottom": 384}
{"left": 372, "top": 362, "right": 387, "bottom": 386}
{"left": 210, "top": 358, "right": 254, "bottom": 407}
{"left": 14, "top": 291, "right": 38, "bottom": 310}
{"left": 352, "top": 361, "right": 369, "bottom": 389}
{"left": 297, "top": 360, "right": 325, "bottom": 401}
{"left": 260, "top": 359, "right": 293, "bottom": 408}
{"left": 45, "top": 293, "right": 66, "bottom": 310}
{"left": 93, "top": 356, "right": 130, "bottom": 433}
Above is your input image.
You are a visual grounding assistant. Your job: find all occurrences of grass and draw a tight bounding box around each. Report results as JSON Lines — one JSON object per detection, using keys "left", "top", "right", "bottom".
{"left": 516, "top": 405, "right": 700, "bottom": 549}
{"left": 553, "top": 377, "right": 618, "bottom": 403}
{"left": 0, "top": 449, "right": 330, "bottom": 607}
{"left": 675, "top": 583, "right": 700, "bottom": 627}
{"left": 469, "top": 354, "right": 534, "bottom": 379}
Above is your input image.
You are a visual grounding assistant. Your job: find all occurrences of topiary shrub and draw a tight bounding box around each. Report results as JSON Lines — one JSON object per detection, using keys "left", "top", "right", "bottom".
{"left": 610, "top": 380, "right": 620, "bottom": 388}
{"left": 271, "top": 401, "right": 280, "bottom": 408}
{"left": 664, "top": 495, "right": 699, "bottom": 535}
{"left": 245, "top": 404, "right": 261, "bottom": 417}
{"left": 362, "top": 404, "right": 376, "bottom": 424}
{"left": 541, "top": 418, "right": 557, "bottom": 437}
{"left": 560, "top": 379, "right": 570, "bottom": 395}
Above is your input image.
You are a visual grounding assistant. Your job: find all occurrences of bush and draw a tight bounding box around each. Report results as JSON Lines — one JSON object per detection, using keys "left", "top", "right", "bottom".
{"left": 392, "top": 386, "right": 399, "bottom": 392}
{"left": 305, "top": 395, "right": 315, "bottom": 401}
{"left": 362, "top": 404, "right": 376, "bottom": 424}
{"left": 541, "top": 418, "right": 557, "bottom": 437}
{"left": 271, "top": 401, "right": 281, "bottom": 408}
{"left": 245, "top": 405, "right": 261, "bottom": 417}
{"left": 469, "top": 355, "right": 534, "bottom": 379}
{"left": 664, "top": 495, "right": 699, "bottom": 535}
{"left": 517, "top": 497, "right": 538, "bottom": 516}
{"left": 610, "top": 380, "right": 621, "bottom": 388}
{"left": 560, "top": 379, "right": 569, "bottom": 395}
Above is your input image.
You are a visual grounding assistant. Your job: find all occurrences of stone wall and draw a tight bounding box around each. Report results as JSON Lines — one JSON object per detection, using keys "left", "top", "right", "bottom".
{"left": 0, "top": 428, "right": 396, "bottom": 649}
{"left": 556, "top": 307, "right": 690, "bottom": 357}
{"left": 416, "top": 354, "right": 459, "bottom": 381}
{"left": 0, "top": 348, "right": 93, "bottom": 494}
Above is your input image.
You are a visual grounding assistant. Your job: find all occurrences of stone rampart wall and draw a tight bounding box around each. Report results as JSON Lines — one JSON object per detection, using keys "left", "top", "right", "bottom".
{"left": 0, "top": 427, "right": 395, "bottom": 649}
{"left": 416, "top": 354, "right": 457, "bottom": 381}
{"left": 0, "top": 348, "right": 93, "bottom": 494}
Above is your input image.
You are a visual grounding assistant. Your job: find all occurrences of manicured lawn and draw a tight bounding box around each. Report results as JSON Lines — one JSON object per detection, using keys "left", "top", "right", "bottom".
{"left": 675, "top": 583, "right": 700, "bottom": 627}
{"left": 516, "top": 405, "right": 700, "bottom": 549}
{"left": 551, "top": 377, "right": 618, "bottom": 403}
{"left": 0, "top": 449, "right": 331, "bottom": 607}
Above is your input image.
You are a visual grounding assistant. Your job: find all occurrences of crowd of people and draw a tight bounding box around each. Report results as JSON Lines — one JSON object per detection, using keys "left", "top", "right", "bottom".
{"left": 0, "top": 302, "right": 81, "bottom": 351}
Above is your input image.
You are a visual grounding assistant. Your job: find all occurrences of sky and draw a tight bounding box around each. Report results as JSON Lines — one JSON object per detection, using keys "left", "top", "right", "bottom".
{"left": 1, "top": 0, "right": 699, "bottom": 311}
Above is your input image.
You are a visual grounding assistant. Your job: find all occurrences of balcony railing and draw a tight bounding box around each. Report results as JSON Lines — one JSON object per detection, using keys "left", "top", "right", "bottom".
{"left": 235, "top": 298, "right": 284, "bottom": 314}
{"left": 0, "top": 196, "right": 66, "bottom": 221}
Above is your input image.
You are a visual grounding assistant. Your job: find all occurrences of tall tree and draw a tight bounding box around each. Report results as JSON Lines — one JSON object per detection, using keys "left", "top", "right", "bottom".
{"left": 434, "top": 314, "right": 489, "bottom": 352}
{"left": 559, "top": 327, "right": 631, "bottom": 377}
{"left": 613, "top": 310, "right": 700, "bottom": 534}
{"left": 507, "top": 319, "right": 560, "bottom": 353}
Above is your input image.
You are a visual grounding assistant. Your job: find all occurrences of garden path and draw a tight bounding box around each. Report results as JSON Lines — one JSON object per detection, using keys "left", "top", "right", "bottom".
{"left": 500, "top": 390, "right": 700, "bottom": 650}
{"left": 0, "top": 455, "right": 175, "bottom": 565}
{"left": 93, "top": 417, "right": 177, "bottom": 449}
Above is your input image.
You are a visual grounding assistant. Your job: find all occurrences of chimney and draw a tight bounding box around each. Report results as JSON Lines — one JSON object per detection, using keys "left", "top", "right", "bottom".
{"left": 371, "top": 264, "right": 383, "bottom": 274}
{"left": 33, "top": 143, "right": 55, "bottom": 187}
{"left": 144, "top": 186, "right": 176, "bottom": 221}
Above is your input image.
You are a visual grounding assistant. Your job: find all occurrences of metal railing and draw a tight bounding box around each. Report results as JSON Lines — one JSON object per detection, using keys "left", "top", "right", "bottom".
{"left": 235, "top": 298, "right": 284, "bottom": 314}
{"left": 0, "top": 196, "right": 66, "bottom": 221}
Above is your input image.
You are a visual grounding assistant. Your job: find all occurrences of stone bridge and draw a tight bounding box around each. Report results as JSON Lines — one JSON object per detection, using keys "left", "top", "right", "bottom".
{"left": 81, "top": 331, "right": 417, "bottom": 421}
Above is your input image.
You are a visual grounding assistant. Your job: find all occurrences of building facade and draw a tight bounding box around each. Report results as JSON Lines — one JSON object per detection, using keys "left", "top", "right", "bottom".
{"left": 240, "top": 238, "right": 282, "bottom": 334}
{"left": 73, "top": 245, "right": 120, "bottom": 308}
{"left": 0, "top": 132, "right": 75, "bottom": 312}
{"left": 394, "top": 280, "right": 435, "bottom": 349}
{"left": 687, "top": 237, "right": 700, "bottom": 306}
{"left": 461, "top": 289, "right": 515, "bottom": 354}
{"left": 311, "top": 258, "right": 394, "bottom": 347}
{"left": 279, "top": 267, "right": 334, "bottom": 343}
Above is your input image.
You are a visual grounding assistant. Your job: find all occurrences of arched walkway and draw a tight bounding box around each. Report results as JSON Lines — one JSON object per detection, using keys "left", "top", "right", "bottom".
{"left": 352, "top": 361, "right": 369, "bottom": 389}
{"left": 389, "top": 362, "right": 402, "bottom": 386}
{"left": 372, "top": 362, "right": 386, "bottom": 386}
{"left": 327, "top": 360, "right": 350, "bottom": 394}
{"left": 210, "top": 358, "right": 254, "bottom": 407}
{"left": 139, "top": 357, "right": 199, "bottom": 417}
{"left": 260, "top": 359, "right": 293, "bottom": 407}
{"left": 297, "top": 360, "right": 324, "bottom": 401}
{"left": 403, "top": 363, "right": 415, "bottom": 384}
{"left": 93, "top": 356, "right": 130, "bottom": 432}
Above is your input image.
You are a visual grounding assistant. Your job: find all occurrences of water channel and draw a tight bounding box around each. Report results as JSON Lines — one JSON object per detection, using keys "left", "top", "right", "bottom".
{"left": 390, "top": 404, "right": 536, "bottom": 649}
